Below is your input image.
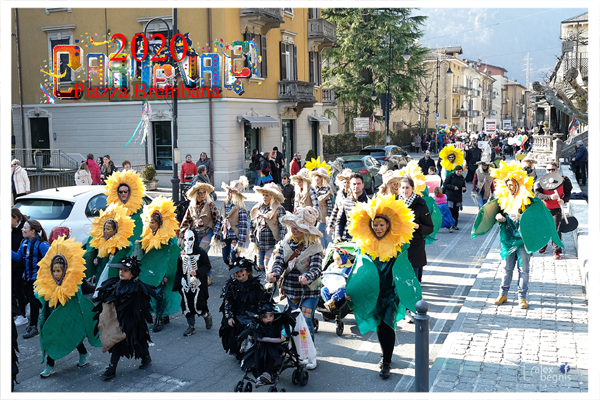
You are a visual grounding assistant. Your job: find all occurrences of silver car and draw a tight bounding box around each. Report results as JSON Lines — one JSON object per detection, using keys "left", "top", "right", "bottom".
{"left": 358, "top": 145, "right": 412, "bottom": 170}
{"left": 13, "top": 186, "right": 153, "bottom": 247}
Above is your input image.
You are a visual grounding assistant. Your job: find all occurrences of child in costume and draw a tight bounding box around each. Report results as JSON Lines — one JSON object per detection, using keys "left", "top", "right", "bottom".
{"left": 472, "top": 160, "right": 563, "bottom": 309}
{"left": 327, "top": 168, "right": 353, "bottom": 242}
{"left": 33, "top": 237, "right": 100, "bottom": 378}
{"left": 320, "top": 248, "right": 353, "bottom": 311}
{"left": 239, "top": 303, "right": 294, "bottom": 387}
{"left": 212, "top": 176, "right": 249, "bottom": 266}
{"left": 344, "top": 195, "right": 422, "bottom": 379}
{"left": 309, "top": 166, "right": 334, "bottom": 248}
{"left": 219, "top": 258, "right": 268, "bottom": 360}
{"left": 376, "top": 166, "right": 402, "bottom": 198}
{"left": 93, "top": 256, "right": 155, "bottom": 380}
{"left": 438, "top": 144, "right": 466, "bottom": 181}
{"left": 434, "top": 186, "right": 455, "bottom": 232}
{"left": 174, "top": 229, "right": 213, "bottom": 336}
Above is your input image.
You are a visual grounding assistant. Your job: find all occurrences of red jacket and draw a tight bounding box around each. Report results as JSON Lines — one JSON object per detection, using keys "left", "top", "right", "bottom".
{"left": 290, "top": 159, "right": 300, "bottom": 176}
{"left": 180, "top": 161, "right": 197, "bottom": 182}
{"left": 87, "top": 159, "right": 102, "bottom": 184}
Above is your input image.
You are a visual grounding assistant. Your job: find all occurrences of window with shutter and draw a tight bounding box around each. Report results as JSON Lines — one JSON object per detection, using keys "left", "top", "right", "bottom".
{"left": 280, "top": 41, "right": 287, "bottom": 80}
{"left": 317, "top": 52, "right": 322, "bottom": 86}
{"left": 244, "top": 32, "right": 264, "bottom": 78}
{"left": 309, "top": 51, "right": 314, "bottom": 84}
{"left": 293, "top": 44, "right": 298, "bottom": 81}
{"left": 261, "top": 36, "right": 268, "bottom": 78}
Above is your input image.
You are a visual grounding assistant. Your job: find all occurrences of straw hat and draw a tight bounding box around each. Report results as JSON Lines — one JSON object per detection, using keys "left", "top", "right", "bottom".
{"left": 309, "top": 167, "right": 331, "bottom": 184}
{"left": 522, "top": 153, "right": 538, "bottom": 164}
{"left": 291, "top": 168, "right": 312, "bottom": 185}
{"left": 476, "top": 152, "right": 495, "bottom": 166}
{"left": 378, "top": 165, "right": 402, "bottom": 185}
{"left": 186, "top": 182, "right": 214, "bottom": 200}
{"left": 335, "top": 168, "right": 353, "bottom": 183}
{"left": 221, "top": 175, "right": 249, "bottom": 199}
{"left": 254, "top": 182, "right": 284, "bottom": 203}
{"left": 280, "top": 207, "right": 322, "bottom": 236}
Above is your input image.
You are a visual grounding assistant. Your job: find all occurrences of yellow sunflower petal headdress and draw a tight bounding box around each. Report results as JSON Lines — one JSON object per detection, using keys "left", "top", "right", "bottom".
{"left": 491, "top": 160, "right": 535, "bottom": 215}
{"left": 35, "top": 236, "right": 86, "bottom": 308}
{"left": 348, "top": 195, "right": 416, "bottom": 262}
{"left": 89, "top": 203, "right": 135, "bottom": 257}
{"left": 305, "top": 157, "right": 331, "bottom": 175}
{"left": 439, "top": 145, "right": 465, "bottom": 172}
{"left": 140, "top": 197, "right": 179, "bottom": 252}
{"left": 105, "top": 170, "right": 146, "bottom": 216}
{"left": 398, "top": 160, "right": 427, "bottom": 196}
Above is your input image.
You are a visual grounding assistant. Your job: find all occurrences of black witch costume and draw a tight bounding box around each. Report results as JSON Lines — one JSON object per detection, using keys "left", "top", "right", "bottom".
{"left": 218, "top": 258, "right": 267, "bottom": 359}
{"left": 93, "top": 256, "right": 155, "bottom": 379}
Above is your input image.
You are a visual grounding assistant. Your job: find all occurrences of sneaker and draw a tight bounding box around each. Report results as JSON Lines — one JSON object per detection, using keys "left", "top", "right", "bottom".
{"left": 40, "top": 365, "right": 55, "bottom": 378}
{"left": 324, "top": 299, "right": 336, "bottom": 311}
{"left": 553, "top": 253, "right": 561, "bottom": 260}
{"left": 379, "top": 362, "right": 392, "bottom": 379}
{"left": 405, "top": 310, "right": 415, "bottom": 324}
{"left": 139, "top": 355, "right": 152, "bottom": 370}
{"left": 23, "top": 325, "right": 39, "bottom": 339}
{"left": 494, "top": 295, "right": 508, "bottom": 305}
{"left": 153, "top": 316, "right": 163, "bottom": 332}
{"left": 14, "top": 315, "right": 28, "bottom": 326}
{"left": 77, "top": 352, "right": 90, "bottom": 367}
{"left": 447, "top": 227, "right": 453, "bottom": 233}
{"left": 240, "top": 339, "right": 254, "bottom": 353}
{"left": 453, "top": 226, "right": 459, "bottom": 231}
{"left": 204, "top": 313, "right": 213, "bottom": 330}
{"left": 183, "top": 325, "right": 196, "bottom": 337}
{"left": 539, "top": 244, "right": 548, "bottom": 254}
{"left": 100, "top": 364, "right": 116, "bottom": 380}
{"left": 520, "top": 298, "right": 529, "bottom": 309}
{"left": 306, "top": 358, "right": 317, "bottom": 370}
{"left": 259, "top": 372, "right": 272, "bottom": 386}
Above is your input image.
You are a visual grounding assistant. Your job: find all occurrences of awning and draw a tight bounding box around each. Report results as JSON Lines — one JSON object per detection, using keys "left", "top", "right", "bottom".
{"left": 308, "top": 115, "right": 331, "bottom": 125}
{"left": 239, "top": 116, "right": 279, "bottom": 129}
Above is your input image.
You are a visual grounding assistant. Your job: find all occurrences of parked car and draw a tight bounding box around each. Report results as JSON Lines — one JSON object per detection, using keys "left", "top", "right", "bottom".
{"left": 358, "top": 145, "right": 412, "bottom": 170}
{"left": 336, "top": 155, "right": 383, "bottom": 194}
{"left": 13, "top": 186, "right": 154, "bottom": 247}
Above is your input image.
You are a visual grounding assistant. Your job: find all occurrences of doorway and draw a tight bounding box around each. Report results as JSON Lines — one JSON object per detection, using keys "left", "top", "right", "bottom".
{"left": 311, "top": 121, "right": 319, "bottom": 157}
{"left": 282, "top": 119, "right": 294, "bottom": 168}
{"left": 152, "top": 121, "right": 173, "bottom": 171}
{"left": 244, "top": 124, "right": 260, "bottom": 183}
{"left": 30, "top": 117, "right": 50, "bottom": 166}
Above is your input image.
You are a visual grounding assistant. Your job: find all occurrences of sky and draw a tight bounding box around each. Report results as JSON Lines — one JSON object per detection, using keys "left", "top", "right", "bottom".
{"left": 414, "top": 8, "right": 588, "bottom": 86}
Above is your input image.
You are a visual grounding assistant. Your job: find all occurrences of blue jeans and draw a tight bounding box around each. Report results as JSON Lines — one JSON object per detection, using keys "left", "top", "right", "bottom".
{"left": 317, "top": 222, "right": 332, "bottom": 249}
{"left": 500, "top": 245, "right": 530, "bottom": 299}
{"left": 477, "top": 192, "right": 485, "bottom": 209}
{"left": 222, "top": 238, "right": 239, "bottom": 265}
{"left": 287, "top": 296, "right": 318, "bottom": 343}
{"left": 254, "top": 171, "right": 261, "bottom": 187}
{"left": 257, "top": 248, "right": 274, "bottom": 268}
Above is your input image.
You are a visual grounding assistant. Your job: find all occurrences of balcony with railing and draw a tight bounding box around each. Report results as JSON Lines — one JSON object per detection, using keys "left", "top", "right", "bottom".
{"left": 469, "top": 88, "right": 481, "bottom": 97}
{"left": 482, "top": 90, "right": 497, "bottom": 99}
{"left": 452, "top": 86, "right": 469, "bottom": 95}
{"left": 278, "top": 81, "right": 317, "bottom": 104}
{"left": 468, "top": 110, "right": 481, "bottom": 117}
{"left": 308, "top": 18, "right": 337, "bottom": 51}
{"left": 239, "top": 8, "right": 284, "bottom": 34}
{"left": 563, "top": 52, "right": 588, "bottom": 79}
{"left": 322, "top": 88, "right": 336, "bottom": 105}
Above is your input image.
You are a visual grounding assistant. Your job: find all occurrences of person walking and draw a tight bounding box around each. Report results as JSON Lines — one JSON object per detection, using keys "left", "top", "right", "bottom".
{"left": 472, "top": 154, "right": 495, "bottom": 209}
{"left": 259, "top": 152, "right": 274, "bottom": 186}
{"left": 327, "top": 168, "right": 353, "bottom": 242}
{"left": 75, "top": 162, "right": 93, "bottom": 185}
{"left": 465, "top": 141, "right": 482, "bottom": 183}
{"left": 291, "top": 168, "right": 319, "bottom": 212}
{"left": 413, "top": 133, "right": 421, "bottom": 154}
{"left": 11, "top": 220, "right": 50, "bottom": 339}
{"left": 11, "top": 208, "right": 29, "bottom": 327}
{"left": 180, "top": 154, "right": 197, "bottom": 183}
{"left": 571, "top": 140, "right": 587, "bottom": 186}
{"left": 86, "top": 154, "right": 102, "bottom": 184}
{"left": 280, "top": 173, "right": 295, "bottom": 213}
{"left": 273, "top": 146, "right": 285, "bottom": 178}
{"left": 11, "top": 159, "right": 30, "bottom": 201}
{"left": 421, "top": 133, "right": 428, "bottom": 152}
{"left": 196, "top": 152, "right": 215, "bottom": 185}
{"left": 534, "top": 162, "right": 572, "bottom": 259}
{"left": 180, "top": 181, "right": 219, "bottom": 253}
{"left": 100, "top": 155, "right": 117, "bottom": 183}
{"left": 336, "top": 173, "right": 369, "bottom": 242}
{"left": 268, "top": 150, "right": 281, "bottom": 185}
{"left": 417, "top": 150, "right": 435, "bottom": 176}
{"left": 191, "top": 165, "right": 216, "bottom": 201}
{"left": 310, "top": 167, "right": 334, "bottom": 248}
{"left": 443, "top": 165, "right": 467, "bottom": 230}
{"left": 289, "top": 152, "right": 301, "bottom": 176}
{"left": 521, "top": 154, "right": 538, "bottom": 180}
{"left": 251, "top": 149, "right": 262, "bottom": 187}
{"left": 267, "top": 207, "right": 323, "bottom": 370}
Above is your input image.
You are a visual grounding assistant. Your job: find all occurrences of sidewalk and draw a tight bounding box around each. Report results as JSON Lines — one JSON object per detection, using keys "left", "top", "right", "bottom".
{"left": 429, "top": 228, "right": 588, "bottom": 392}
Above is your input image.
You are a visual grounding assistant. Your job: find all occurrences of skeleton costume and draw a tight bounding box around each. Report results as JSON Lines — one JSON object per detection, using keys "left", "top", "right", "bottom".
{"left": 173, "top": 229, "right": 212, "bottom": 336}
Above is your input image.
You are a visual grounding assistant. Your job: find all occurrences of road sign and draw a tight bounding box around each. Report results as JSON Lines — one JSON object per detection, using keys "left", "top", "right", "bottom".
{"left": 355, "top": 132, "right": 368, "bottom": 138}
{"left": 435, "top": 113, "right": 440, "bottom": 121}
{"left": 354, "top": 118, "right": 370, "bottom": 132}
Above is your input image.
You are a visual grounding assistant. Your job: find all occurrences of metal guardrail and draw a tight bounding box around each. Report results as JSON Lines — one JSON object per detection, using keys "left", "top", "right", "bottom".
{"left": 452, "top": 86, "right": 469, "bottom": 95}
{"left": 12, "top": 148, "right": 79, "bottom": 171}
{"left": 27, "top": 170, "right": 76, "bottom": 192}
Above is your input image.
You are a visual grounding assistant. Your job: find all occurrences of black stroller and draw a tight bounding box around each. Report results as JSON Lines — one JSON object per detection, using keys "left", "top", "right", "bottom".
{"left": 314, "top": 244, "right": 356, "bottom": 336}
{"left": 234, "top": 303, "right": 309, "bottom": 392}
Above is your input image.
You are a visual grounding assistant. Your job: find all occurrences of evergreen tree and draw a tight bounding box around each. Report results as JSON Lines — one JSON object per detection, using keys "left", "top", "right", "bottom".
{"left": 322, "top": 8, "right": 428, "bottom": 131}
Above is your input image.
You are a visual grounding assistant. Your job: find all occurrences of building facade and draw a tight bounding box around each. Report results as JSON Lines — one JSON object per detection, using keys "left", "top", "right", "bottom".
{"left": 11, "top": 7, "right": 338, "bottom": 188}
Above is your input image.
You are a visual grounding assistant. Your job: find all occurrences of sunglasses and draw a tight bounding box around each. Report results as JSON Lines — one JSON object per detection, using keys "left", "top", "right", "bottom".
{"left": 12, "top": 163, "right": 17, "bottom": 166}
{"left": 546, "top": 168, "right": 556, "bottom": 171}
{"left": 118, "top": 190, "right": 129, "bottom": 194}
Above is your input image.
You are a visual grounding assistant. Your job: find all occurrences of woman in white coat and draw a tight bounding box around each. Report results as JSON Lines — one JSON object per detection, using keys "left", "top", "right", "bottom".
{"left": 75, "top": 162, "right": 93, "bottom": 186}
{"left": 11, "top": 159, "right": 30, "bottom": 201}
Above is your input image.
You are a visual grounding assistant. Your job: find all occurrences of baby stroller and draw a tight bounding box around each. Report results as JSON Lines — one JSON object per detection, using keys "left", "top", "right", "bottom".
{"left": 234, "top": 302, "right": 309, "bottom": 392}
{"left": 314, "top": 243, "right": 356, "bottom": 336}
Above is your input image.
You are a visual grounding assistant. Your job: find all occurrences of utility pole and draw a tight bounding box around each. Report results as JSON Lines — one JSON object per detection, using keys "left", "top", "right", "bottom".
{"left": 523, "top": 53, "right": 533, "bottom": 89}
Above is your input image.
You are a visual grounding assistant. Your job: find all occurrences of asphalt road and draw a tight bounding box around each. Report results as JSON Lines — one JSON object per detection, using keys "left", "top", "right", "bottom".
{"left": 12, "top": 176, "right": 498, "bottom": 395}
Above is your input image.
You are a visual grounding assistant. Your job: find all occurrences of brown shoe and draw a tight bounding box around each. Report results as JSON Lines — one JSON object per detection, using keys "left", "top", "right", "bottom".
{"left": 494, "top": 295, "right": 508, "bottom": 305}
{"left": 520, "top": 298, "right": 528, "bottom": 309}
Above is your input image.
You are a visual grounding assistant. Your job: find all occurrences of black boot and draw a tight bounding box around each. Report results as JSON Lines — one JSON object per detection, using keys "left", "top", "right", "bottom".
{"left": 153, "top": 316, "right": 163, "bottom": 332}
{"left": 162, "top": 316, "right": 170, "bottom": 325}
{"left": 139, "top": 355, "right": 152, "bottom": 370}
{"left": 204, "top": 313, "right": 213, "bottom": 330}
{"left": 101, "top": 364, "right": 117, "bottom": 380}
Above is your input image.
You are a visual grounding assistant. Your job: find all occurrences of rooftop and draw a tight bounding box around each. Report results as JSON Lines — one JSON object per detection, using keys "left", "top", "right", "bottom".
{"left": 562, "top": 12, "right": 588, "bottom": 24}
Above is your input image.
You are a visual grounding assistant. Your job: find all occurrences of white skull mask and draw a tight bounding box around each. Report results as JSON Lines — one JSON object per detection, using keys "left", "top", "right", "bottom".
{"left": 184, "top": 229, "right": 196, "bottom": 254}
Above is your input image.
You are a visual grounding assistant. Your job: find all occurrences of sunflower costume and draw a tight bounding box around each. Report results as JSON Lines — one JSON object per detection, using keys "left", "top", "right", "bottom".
{"left": 439, "top": 144, "right": 466, "bottom": 180}
{"left": 344, "top": 195, "right": 422, "bottom": 335}
{"left": 398, "top": 160, "right": 442, "bottom": 244}
{"left": 471, "top": 161, "right": 563, "bottom": 308}
{"left": 34, "top": 237, "right": 101, "bottom": 376}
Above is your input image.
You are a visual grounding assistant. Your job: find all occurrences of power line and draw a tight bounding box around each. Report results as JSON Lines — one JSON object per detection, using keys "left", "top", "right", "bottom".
{"left": 480, "top": 45, "right": 561, "bottom": 59}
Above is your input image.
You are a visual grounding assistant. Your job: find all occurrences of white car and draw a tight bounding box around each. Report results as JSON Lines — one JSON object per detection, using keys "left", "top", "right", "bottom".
{"left": 14, "top": 186, "right": 154, "bottom": 247}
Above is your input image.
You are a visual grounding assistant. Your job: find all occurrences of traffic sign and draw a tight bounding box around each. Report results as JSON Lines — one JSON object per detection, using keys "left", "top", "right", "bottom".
{"left": 435, "top": 113, "right": 440, "bottom": 121}
{"left": 355, "top": 132, "right": 368, "bottom": 138}
{"left": 354, "top": 118, "right": 370, "bottom": 132}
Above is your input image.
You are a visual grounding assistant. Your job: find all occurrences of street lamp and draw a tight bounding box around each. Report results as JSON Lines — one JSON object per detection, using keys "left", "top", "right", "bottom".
{"left": 371, "top": 90, "right": 377, "bottom": 101}
{"left": 433, "top": 56, "right": 453, "bottom": 152}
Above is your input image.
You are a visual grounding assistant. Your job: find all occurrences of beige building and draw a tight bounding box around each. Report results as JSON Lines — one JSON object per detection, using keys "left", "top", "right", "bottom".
{"left": 11, "top": 7, "right": 338, "bottom": 188}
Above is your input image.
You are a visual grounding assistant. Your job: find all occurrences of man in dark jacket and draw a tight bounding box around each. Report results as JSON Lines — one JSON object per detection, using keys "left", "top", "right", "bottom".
{"left": 337, "top": 173, "right": 369, "bottom": 242}
{"left": 443, "top": 165, "right": 467, "bottom": 230}
{"left": 280, "top": 173, "right": 295, "bottom": 212}
{"left": 465, "top": 141, "right": 482, "bottom": 182}
{"left": 196, "top": 152, "right": 214, "bottom": 185}
{"left": 571, "top": 140, "right": 587, "bottom": 186}
{"left": 273, "top": 146, "right": 285, "bottom": 177}
{"left": 417, "top": 150, "right": 436, "bottom": 176}
{"left": 533, "top": 162, "right": 572, "bottom": 259}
